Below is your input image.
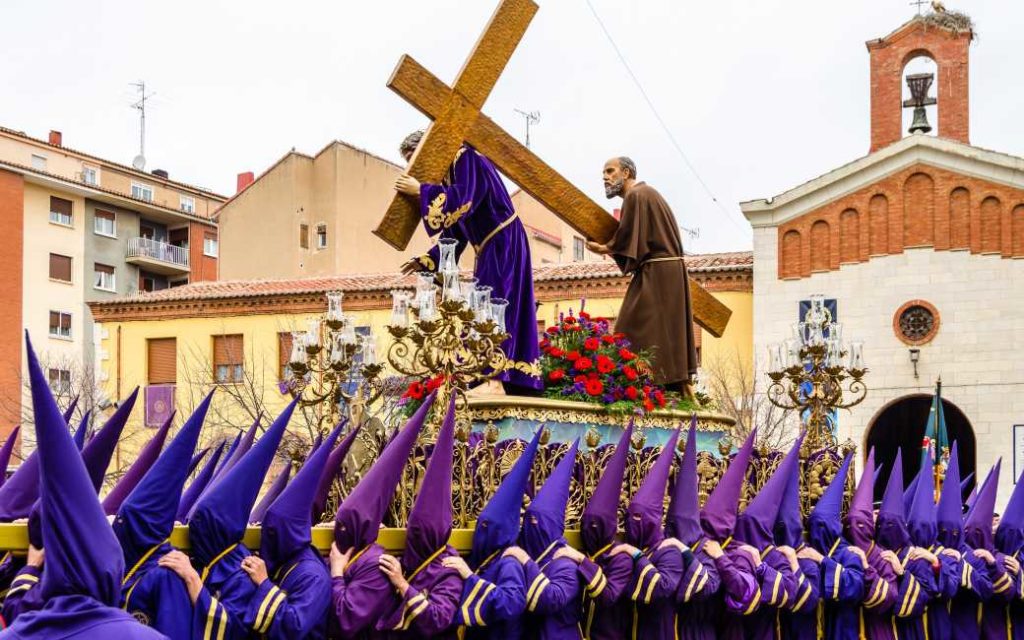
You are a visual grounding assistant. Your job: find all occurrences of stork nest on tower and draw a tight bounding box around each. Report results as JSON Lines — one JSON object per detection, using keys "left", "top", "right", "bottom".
{"left": 921, "top": 9, "right": 976, "bottom": 41}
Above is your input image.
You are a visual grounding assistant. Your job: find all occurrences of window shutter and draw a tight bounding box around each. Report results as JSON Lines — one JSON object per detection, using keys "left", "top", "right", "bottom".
{"left": 147, "top": 338, "right": 177, "bottom": 384}
{"left": 278, "top": 332, "right": 293, "bottom": 379}
{"left": 96, "top": 209, "right": 114, "bottom": 222}
{"left": 49, "top": 254, "right": 72, "bottom": 282}
{"left": 95, "top": 263, "right": 114, "bottom": 275}
{"left": 299, "top": 224, "right": 309, "bottom": 249}
{"left": 50, "top": 197, "right": 72, "bottom": 216}
{"left": 213, "top": 335, "right": 244, "bottom": 366}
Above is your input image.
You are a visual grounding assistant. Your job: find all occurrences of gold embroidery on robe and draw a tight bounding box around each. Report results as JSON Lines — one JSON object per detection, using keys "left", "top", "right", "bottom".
{"left": 425, "top": 192, "right": 473, "bottom": 231}
{"left": 417, "top": 254, "right": 436, "bottom": 271}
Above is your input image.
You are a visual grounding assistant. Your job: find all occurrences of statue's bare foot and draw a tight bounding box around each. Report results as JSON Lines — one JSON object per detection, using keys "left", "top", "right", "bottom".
{"left": 683, "top": 381, "right": 696, "bottom": 401}
{"left": 467, "top": 380, "right": 506, "bottom": 397}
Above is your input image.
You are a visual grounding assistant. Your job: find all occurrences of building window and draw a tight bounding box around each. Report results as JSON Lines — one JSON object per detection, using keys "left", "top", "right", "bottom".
{"left": 31, "top": 154, "right": 47, "bottom": 171}
{"left": 213, "top": 334, "right": 244, "bottom": 383}
{"left": 131, "top": 182, "right": 154, "bottom": 202}
{"left": 49, "top": 196, "right": 73, "bottom": 226}
{"left": 342, "top": 327, "right": 372, "bottom": 395}
{"left": 893, "top": 299, "right": 941, "bottom": 346}
{"left": 180, "top": 195, "right": 195, "bottom": 214}
{"left": 94, "top": 263, "right": 115, "bottom": 291}
{"left": 278, "top": 332, "right": 293, "bottom": 381}
{"left": 48, "top": 253, "right": 72, "bottom": 283}
{"left": 94, "top": 209, "right": 116, "bottom": 237}
{"left": 299, "top": 224, "right": 309, "bottom": 249}
{"left": 147, "top": 338, "right": 177, "bottom": 384}
{"left": 81, "top": 165, "right": 99, "bottom": 186}
{"left": 48, "top": 311, "right": 72, "bottom": 339}
{"left": 573, "top": 236, "right": 585, "bottom": 261}
{"left": 48, "top": 368, "right": 71, "bottom": 396}
{"left": 316, "top": 223, "right": 328, "bottom": 249}
{"left": 203, "top": 232, "right": 218, "bottom": 257}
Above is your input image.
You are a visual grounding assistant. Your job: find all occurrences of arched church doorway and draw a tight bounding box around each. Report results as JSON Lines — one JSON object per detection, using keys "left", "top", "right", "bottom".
{"left": 864, "top": 394, "right": 975, "bottom": 503}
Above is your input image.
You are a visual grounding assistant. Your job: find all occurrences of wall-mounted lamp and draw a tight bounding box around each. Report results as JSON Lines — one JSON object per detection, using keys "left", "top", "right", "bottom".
{"left": 909, "top": 348, "right": 921, "bottom": 379}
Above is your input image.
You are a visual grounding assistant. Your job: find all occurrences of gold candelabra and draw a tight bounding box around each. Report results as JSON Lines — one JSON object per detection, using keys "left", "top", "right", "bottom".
{"left": 286, "top": 291, "right": 385, "bottom": 427}
{"left": 765, "top": 295, "right": 868, "bottom": 451}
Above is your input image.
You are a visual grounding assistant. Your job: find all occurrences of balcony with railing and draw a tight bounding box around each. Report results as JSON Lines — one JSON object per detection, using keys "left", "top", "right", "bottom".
{"left": 126, "top": 237, "right": 190, "bottom": 275}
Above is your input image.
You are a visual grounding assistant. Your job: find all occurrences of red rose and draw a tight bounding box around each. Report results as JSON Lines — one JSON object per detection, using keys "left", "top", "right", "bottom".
{"left": 654, "top": 390, "right": 666, "bottom": 407}
{"left": 549, "top": 347, "right": 565, "bottom": 358}
{"left": 573, "top": 375, "right": 587, "bottom": 383}
{"left": 575, "top": 357, "right": 593, "bottom": 371}
{"left": 579, "top": 311, "right": 591, "bottom": 320}
{"left": 566, "top": 351, "right": 581, "bottom": 362}
{"left": 405, "top": 381, "right": 424, "bottom": 400}
{"left": 588, "top": 371, "right": 599, "bottom": 380}
{"left": 619, "top": 348, "right": 636, "bottom": 361}
{"left": 584, "top": 379, "right": 604, "bottom": 396}
{"left": 601, "top": 335, "right": 615, "bottom": 345}
{"left": 563, "top": 316, "right": 576, "bottom": 325}
{"left": 548, "top": 369, "right": 566, "bottom": 382}
{"left": 623, "top": 365, "right": 638, "bottom": 381}
{"left": 596, "top": 355, "right": 615, "bottom": 374}
{"left": 546, "top": 326, "right": 559, "bottom": 335}
{"left": 425, "top": 375, "right": 444, "bottom": 393}
{"left": 625, "top": 386, "right": 639, "bottom": 400}
{"left": 584, "top": 337, "right": 600, "bottom": 351}
{"left": 643, "top": 398, "right": 654, "bottom": 412}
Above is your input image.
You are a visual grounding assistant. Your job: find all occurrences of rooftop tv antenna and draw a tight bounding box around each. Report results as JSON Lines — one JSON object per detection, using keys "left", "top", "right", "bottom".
{"left": 130, "top": 81, "right": 155, "bottom": 170}
{"left": 513, "top": 108, "right": 541, "bottom": 148}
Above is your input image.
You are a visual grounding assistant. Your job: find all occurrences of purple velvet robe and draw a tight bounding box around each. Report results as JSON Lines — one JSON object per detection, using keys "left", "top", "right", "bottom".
{"left": 1, "top": 566, "right": 40, "bottom": 623}
{"left": 416, "top": 146, "right": 541, "bottom": 392}
{"left": 888, "top": 548, "right": 940, "bottom": 640}
{"left": 926, "top": 546, "right": 965, "bottom": 640}
{"left": 377, "top": 545, "right": 463, "bottom": 639}
{"left": 120, "top": 544, "right": 194, "bottom": 639}
{"left": 815, "top": 542, "right": 868, "bottom": 640}
{"left": 673, "top": 546, "right": 723, "bottom": 640}
{"left": 778, "top": 554, "right": 822, "bottom": 640}
{"left": 855, "top": 543, "right": 900, "bottom": 640}
{"left": 0, "top": 594, "right": 167, "bottom": 639}
{"left": 577, "top": 548, "right": 633, "bottom": 640}
{"left": 738, "top": 546, "right": 800, "bottom": 640}
{"left": 948, "top": 548, "right": 1014, "bottom": 640}
{"left": 191, "top": 545, "right": 258, "bottom": 640}
{"left": 521, "top": 545, "right": 583, "bottom": 640}
{"left": 718, "top": 548, "right": 784, "bottom": 640}
{"left": 243, "top": 546, "right": 331, "bottom": 639}
{"left": 455, "top": 553, "right": 527, "bottom": 640}
{"left": 624, "top": 544, "right": 683, "bottom": 640}
{"left": 330, "top": 544, "right": 393, "bottom": 639}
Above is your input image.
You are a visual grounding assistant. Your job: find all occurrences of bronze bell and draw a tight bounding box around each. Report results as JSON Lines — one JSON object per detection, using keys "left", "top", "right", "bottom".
{"left": 909, "top": 107, "right": 932, "bottom": 134}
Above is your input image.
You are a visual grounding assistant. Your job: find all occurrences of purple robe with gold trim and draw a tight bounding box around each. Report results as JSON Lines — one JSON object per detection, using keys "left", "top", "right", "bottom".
{"left": 377, "top": 545, "right": 463, "bottom": 639}
{"left": 456, "top": 554, "right": 527, "bottom": 640}
{"left": 191, "top": 545, "right": 257, "bottom": 640}
{"left": 779, "top": 554, "right": 822, "bottom": 640}
{"left": 243, "top": 546, "right": 331, "bottom": 639}
{"left": 624, "top": 544, "right": 683, "bottom": 640}
{"left": 673, "top": 546, "right": 723, "bottom": 640}
{"left": 330, "top": 544, "right": 393, "bottom": 639}
{"left": 522, "top": 550, "right": 582, "bottom": 640}
{"left": 577, "top": 549, "right": 632, "bottom": 640}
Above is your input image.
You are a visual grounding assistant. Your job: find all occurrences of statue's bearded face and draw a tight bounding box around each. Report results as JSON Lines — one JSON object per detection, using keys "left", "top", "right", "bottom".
{"left": 603, "top": 160, "right": 626, "bottom": 199}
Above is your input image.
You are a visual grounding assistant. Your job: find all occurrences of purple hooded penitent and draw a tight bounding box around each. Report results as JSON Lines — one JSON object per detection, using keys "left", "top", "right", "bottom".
{"left": 875, "top": 449, "right": 911, "bottom": 550}
{"left": 470, "top": 426, "right": 543, "bottom": 566}
{"left": 936, "top": 442, "right": 963, "bottom": 549}
{"left": 404, "top": 395, "right": 457, "bottom": 573}
{"left": 520, "top": 439, "right": 579, "bottom": 558}
{"left": 995, "top": 462, "right": 1024, "bottom": 555}
{"left": 0, "top": 426, "right": 20, "bottom": 491}
{"left": 187, "top": 447, "right": 209, "bottom": 477}
{"left": 959, "top": 472, "right": 974, "bottom": 499}
{"left": 61, "top": 395, "right": 78, "bottom": 426}
{"left": 666, "top": 417, "right": 701, "bottom": 546}
{"left": 114, "top": 392, "right": 213, "bottom": 569}
{"left": 903, "top": 469, "right": 921, "bottom": 515}
{"left": 736, "top": 434, "right": 803, "bottom": 549}
{"left": 312, "top": 421, "right": 359, "bottom": 523}
{"left": 774, "top": 438, "right": 805, "bottom": 548}
{"left": 808, "top": 452, "right": 853, "bottom": 552}
{"left": 188, "top": 398, "right": 296, "bottom": 566}
{"left": 334, "top": 393, "right": 435, "bottom": 553}
{"left": 248, "top": 464, "right": 292, "bottom": 525}
{"left": 176, "top": 441, "right": 226, "bottom": 523}
{"left": 209, "top": 415, "right": 261, "bottom": 489}
{"left": 965, "top": 459, "right": 1001, "bottom": 551}
{"left": 101, "top": 411, "right": 176, "bottom": 516}
{"left": 626, "top": 427, "right": 681, "bottom": 548}
{"left": 260, "top": 421, "right": 342, "bottom": 574}
{"left": 906, "top": 448, "right": 937, "bottom": 547}
{"left": 844, "top": 448, "right": 876, "bottom": 548}
{"left": 700, "top": 429, "right": 756, "bottom": 541}
{"left": 581, "top": 421, "right": 633, "bottom": 554}
{"left": 71, "top": 410, "right": 90, "bottom": 450}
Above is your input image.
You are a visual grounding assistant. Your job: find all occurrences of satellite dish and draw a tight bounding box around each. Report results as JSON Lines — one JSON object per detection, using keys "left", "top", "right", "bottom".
{"left": 132, "top": 154, "right": 146, "bottom": 171}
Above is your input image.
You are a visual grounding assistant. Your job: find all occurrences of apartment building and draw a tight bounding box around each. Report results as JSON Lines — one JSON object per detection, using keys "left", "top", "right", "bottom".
{"left": 0, "top": 126, "right": 227, "bottom": 431}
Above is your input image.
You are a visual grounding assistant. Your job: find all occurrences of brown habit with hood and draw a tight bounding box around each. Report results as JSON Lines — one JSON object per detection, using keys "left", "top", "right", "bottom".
{"left": 607, "top": 182, "right": 697, "bottom": 385}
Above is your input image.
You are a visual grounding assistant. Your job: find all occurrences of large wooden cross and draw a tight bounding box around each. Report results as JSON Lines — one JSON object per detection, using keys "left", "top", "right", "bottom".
{"left": 373, "top": 0, "right": 732, "bottom": 337}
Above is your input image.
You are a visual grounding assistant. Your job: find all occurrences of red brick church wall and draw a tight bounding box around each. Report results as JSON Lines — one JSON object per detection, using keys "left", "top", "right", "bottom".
{"left": 777, "top": 164, "right": 1024, "bottom": 279}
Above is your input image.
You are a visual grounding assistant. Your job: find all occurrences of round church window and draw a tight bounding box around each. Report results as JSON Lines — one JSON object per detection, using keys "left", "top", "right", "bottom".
{"left": 893, "top": 300, "right": 940, "bottom": 346}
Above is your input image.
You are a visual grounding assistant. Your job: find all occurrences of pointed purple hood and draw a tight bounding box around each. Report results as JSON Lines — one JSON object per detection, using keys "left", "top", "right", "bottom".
{"left": 102, "top": 411, "right": 176, "bottom": 515}
{"left": 335, "top": 393, "right": 434, "bottom": 552}
{"left": 61, "top": 395, "right": 79, "bottom": 425}
{"left": 405, "top": 395, "right": 457, "bottom": 572}
{"left": 995, "top": 462, "right": 1024, "bottom": 555}
{"left": 0, "top": 426, "right": 21, "bottom": 491}
{"left": 876, "top": 449, "right": 910, "bottom": 550}
{"left": 313, "top": 421, "right": 359, "bottom": 523}
{"left": 581, "top": 422, "right": 633, "bottom": 553}
{"left": 808, "top": 452, "right": 853, "bottom": 552}
{"left": 844, "top": 448, "right": 877, "bottom": 548}
{"left": 959, "top": 472, "right": 974, "bottom": 499}
{"left": 907, "top": 448, "right": 937, "bottom": 547}
{"left": 700, "top": 429, "right": 756, "bottom": 541}
{"left": 72, "top": 411, "right": 90, "bottom": 450}
{"left": 736, "top": 435, "right": 803, "bottom": 549}
{"left": 211, "top": 415, "right": 261, "bottom": 486}
{"left": 666, "top": 417, "right": 702, "bottom": 546}
{"left": 81, "top": 387, "right": 140, "bottom": 492}
{"left": 627, "top": 427, "right": 681, "bottom": 548}
{"left": 521, "top": 439, "right": 578, "bottom": 558}
{"left": 188, "top": 447, "right": 210, "bottom": 477}
{"left": 114, "top": 392, "right": 213, "bottom": 569}
{"left": 936, "top": 442, "right": 963, "bottom": 549}
{"left": 966, "top": 459, "right": 1001, "bottom": 551}
{"left": 903, "top": 470, "right": 921, "bottom": 515}
{"left": 262, "top": 424, "right": 342, "bottom": 574}
{"left": 189, "top": 399, "right": 296, "bottom": 566}
{"left": 176, "top": 441, "right": 226, "bottom": 523}
{"left": 775, "top": 439, "right": 805, "bottom": 548}
{"left": 25, "top": 333, "right": 123, "bottom": 605}
{"left": 471, "top": 427, "right": 543, "bottom": 566}
{"left": 249, "top": 464, "right": 292, "bottom": 525}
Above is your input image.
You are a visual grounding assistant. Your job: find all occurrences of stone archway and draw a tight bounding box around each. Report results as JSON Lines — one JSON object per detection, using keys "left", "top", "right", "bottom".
{"left": 864, "top": 394, "right": 975, "bottom": 503}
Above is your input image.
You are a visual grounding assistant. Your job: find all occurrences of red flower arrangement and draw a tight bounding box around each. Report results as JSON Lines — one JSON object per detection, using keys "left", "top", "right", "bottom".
{"left": 539, "top": 305, "right": 669, "bottom": 415}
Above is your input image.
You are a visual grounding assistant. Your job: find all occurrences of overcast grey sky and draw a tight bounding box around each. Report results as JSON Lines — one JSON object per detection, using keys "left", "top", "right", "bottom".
{"left": 3, "top": 0, "right": 1021, "bottom": 253}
